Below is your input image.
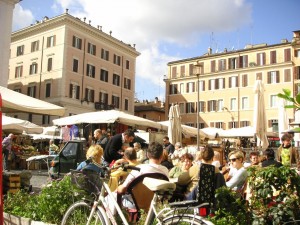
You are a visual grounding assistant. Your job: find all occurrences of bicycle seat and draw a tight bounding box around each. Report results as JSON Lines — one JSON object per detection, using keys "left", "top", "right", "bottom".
{"left": 143, "top": 177, "right": 176, "bottom": 191}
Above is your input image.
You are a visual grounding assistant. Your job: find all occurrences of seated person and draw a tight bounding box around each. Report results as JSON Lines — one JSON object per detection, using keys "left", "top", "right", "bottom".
{"left": 261, "top": 148, "right": 283, "bottom": 168}
{"left": 108, "top": 147, "right": 139, "bottom": 191}
{"left": 169, "top": 153, "right": 193, "bottom": 178}
{"left": 244, "top": 151, "right": 260, "bottom": 168}
{"left": 76, "top": 144, "right": 104, "bottom": 174}
{"left": 161, "top": 149, "right": 174, "bottom": 170}
{"left": 226, "top": 150, "right": 248, "bottom": 191}
{"left": 116, "top": 142, "right": 169, "bottom": 211}
{"left": 170, "top": 142, "right": 186, "bottom": 166}
{"left": 134, "top": 142, "right": 146, "bottom": 163}
{"left": 212, "top": 151, "right": 221, "bottom": 169}
{"left": 186, "top": 146, "right": 225, "bottom": 200}
{"left": 49, "top": 139, "right": 59, "bottom": 155}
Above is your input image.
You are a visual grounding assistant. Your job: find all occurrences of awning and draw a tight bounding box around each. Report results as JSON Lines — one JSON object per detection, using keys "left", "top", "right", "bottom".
{"left": 0, "top": 86, "right": 65, "bottom": 116}
{"left": 2, "top": 115, "right": 43, "bottom": 134}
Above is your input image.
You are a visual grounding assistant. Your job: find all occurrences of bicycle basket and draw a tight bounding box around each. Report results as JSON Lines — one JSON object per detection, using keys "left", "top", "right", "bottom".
{"left": 70, "top": 170, "right": 103, "bottom": 194}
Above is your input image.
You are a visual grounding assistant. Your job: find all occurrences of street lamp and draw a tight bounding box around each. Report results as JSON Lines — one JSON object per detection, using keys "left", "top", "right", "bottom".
{"left": 194, "top": 63, "right": 202, "bottom": 150}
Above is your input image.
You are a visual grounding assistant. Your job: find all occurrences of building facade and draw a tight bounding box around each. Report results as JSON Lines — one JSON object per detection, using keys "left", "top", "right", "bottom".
{"left": 134, "top": 97, "right": 166, "bottom": 122}
{"left": 8, "top": 11, "right": 140, "bottom": 126}
{"left": 164, "top": 30, "right": 300, "bottom": 133}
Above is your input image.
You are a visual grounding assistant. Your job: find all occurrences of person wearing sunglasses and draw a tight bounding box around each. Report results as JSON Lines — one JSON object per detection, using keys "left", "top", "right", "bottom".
{"left": 226, "top": 150, "right": 248, "bottom": 191}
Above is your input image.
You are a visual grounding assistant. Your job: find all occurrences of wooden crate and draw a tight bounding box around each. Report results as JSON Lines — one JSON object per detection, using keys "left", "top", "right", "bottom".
{"left": 3, "top": 174, "right": 21, "bottom": 194}
{"left": 7, "top": 188, "right": 20, "bottom": 194}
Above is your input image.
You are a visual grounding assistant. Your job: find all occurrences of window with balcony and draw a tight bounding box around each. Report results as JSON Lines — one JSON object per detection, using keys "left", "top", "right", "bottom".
{"left": 87, "top": 43, "right": 96, "bottom": 55}
{"left": 85, "top": 88, "right": 95, "bottom": 102}
{"left": 73, "top": 59, "right": 79, "bottom": 72}
{"left": 31, "top": 40, "right": 39, "bottom": 52}
{"left": 112, "top": 95, "right": 120, "bottom": 109}
{"left": 15, "top": 65, "right": 23, "bottom": 78}
{"left": 113, "top": 54, "right": 121, "bottom": 66}
{"left": 29, "top": 63, "right": 38, "bottom": 75}
{"left": 72, "top": 36, "right": 82, "bottom": 49}
{"left": 186, "top": 102, "right": 195, "bottom": 113}
{"left": 267, "top": 71, "right": 279, "bottom": 84}
{"left": 124, "top": 78, "right": 131, "bottom": 90}
{"left": 86, "top": 64, "right": 95, "bottom": 78}
{"left": 47, "top": 35, "right": 56, "bottom": 47}
{"left": 101, "top": 48, "right": 109, "bottom": 60}
{"left": 113, "top": 74, "right": 120, "bottom": 86}
{"left": 69, "top": 84, "right": 80, "bottom": 99}
{"left": 16, "top": 45, "right": 24, "bottom": 56}
{"left": 100, "top": 69, "right": 108, "bottom": 82}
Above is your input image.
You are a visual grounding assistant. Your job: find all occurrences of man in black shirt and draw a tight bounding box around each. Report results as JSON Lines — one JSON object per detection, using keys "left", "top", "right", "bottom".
{"left": 261, "top": 148, "right": 283, "bottom": 168}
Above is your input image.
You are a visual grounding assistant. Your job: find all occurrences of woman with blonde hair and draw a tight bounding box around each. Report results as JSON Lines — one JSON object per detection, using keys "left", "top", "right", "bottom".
{"left": 76, "top": 144, "right": 104, "bottom": 173}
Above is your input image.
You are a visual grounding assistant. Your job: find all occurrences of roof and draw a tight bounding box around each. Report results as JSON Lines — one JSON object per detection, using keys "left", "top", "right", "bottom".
{"left": 134, "top": 105, "right": 165, "bottom": 113}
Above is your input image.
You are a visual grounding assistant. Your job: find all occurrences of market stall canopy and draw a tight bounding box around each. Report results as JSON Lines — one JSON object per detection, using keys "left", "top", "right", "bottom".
{"left": 220, "top": 126, "right": 278, "bottom": 137}
{"left": 2, "top": 115, "right": 43, "bottom": 134}
{"left": 201, "top": 127, "right": 225, "bottom": 139}
{"left": 0, "top": 86, "right": 65, "bottom": 116}
{"left": 53, "top": 110, "right": 166, "bottom": 130}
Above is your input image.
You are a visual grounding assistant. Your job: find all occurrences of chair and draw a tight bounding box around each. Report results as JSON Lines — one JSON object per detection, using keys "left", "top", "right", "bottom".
{"left": 169, "top": 163, "right": 216, "bottom": 216}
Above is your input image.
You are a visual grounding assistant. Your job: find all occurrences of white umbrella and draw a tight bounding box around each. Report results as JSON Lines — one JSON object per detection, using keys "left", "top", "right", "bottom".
{"left": 253, "top": 80, "right": 269, "bottom": 149}
{"left": 2, "top": 115, "right": 43, "bottom": 134}
{"left": 168, "top": 104, "right": 182, "bottom": 144}
{"left": 278, "top": 98, "right": 289, "bottom": 142}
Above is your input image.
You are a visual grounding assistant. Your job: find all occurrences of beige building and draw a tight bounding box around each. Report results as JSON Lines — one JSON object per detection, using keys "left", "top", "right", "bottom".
{"left": 134, "top": 97, "right": 166, "bottom": 122}
{"left": 7, "top": 11, "right": 140, "bottom": 126}
{"left": 164, "top": 30, "right": 300, "bottom": 134}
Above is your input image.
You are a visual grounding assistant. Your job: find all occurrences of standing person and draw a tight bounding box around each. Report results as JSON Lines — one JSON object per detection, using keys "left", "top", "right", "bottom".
{"left": 2, "top": 133, "right": 14, "bottom": 171}
{"left": 49, "top": 139, "right": 59, "bottom": 155}
{"left": 93, "top": 129, "right": 102, "bottom": 145}
{"left": 99, "top": 129, "right": 108, "bottom": 150}
{"left": 163, "top": 136, "right": 175, "bottom": 155}
{"left": 277, "top": 133, "right": 299, "bottom": 167}
{"left": 104, "top": 129, "right": 135, "bottom": 164}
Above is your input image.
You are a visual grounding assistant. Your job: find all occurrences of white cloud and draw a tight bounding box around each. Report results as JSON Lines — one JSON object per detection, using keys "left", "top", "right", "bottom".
{"left": 12, "top": 4, "right": 34, "bottom": 31}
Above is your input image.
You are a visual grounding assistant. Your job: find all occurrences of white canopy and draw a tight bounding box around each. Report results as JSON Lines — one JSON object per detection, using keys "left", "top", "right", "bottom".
{"left": 53, "top": 110, "right": 166, "bottom": 130}
{"left": 2, "top": 115, "right": 43, "bottom": 134}
{"left": 220, "top": 126, "right": 278, "bottom": 138}
{"left": 0, "top": 86, "right": 65, "bottom": 116}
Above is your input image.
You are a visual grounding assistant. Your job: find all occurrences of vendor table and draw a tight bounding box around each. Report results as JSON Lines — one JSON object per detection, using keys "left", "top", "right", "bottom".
{"left": 26, "top": 155, "right": 57, "bottom": 176}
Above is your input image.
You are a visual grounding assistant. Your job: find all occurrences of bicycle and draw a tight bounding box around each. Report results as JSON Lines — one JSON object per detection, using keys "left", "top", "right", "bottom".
{"left": 61, "top": 163, "right": 214, "bottom": 225}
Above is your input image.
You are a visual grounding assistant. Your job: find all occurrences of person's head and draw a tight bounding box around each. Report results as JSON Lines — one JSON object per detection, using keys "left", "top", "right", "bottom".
{"left": 123, "top": 129, "right": 135, "bottom": 143}
{"left": 124, "top": 147, "right": 137, "bottom": 161}
{"left": 281, "top": 133, "right": 292, "bottom": 147}
{"left": 8, "top": 133, "right": 14, "bottom": 139}
{"left": 94, "top": 129, "right": 101, "bottom": 140}
{"left": 101, "top": 129, "right": 107, "bottom": 135}
{"left": 147, "top": 142, "right": 163, "bottom": 161}
{"left": 49, "top": 139, "right": 55, "bottom": 145}
{"left": 86, "top": 144, "right": 103, "bottom": 164}
{"left": 249, "top": 151, "right": 259, "bottom": 165}
{"left": 213, "top": 151, "right": 220, "bottom": 161}
{"left": 175, "top": 142, "right": 181, "bottom": 149}
{"left": 180, "top": 153, "right": 194, "bottom": 171}
{"left": 163, "top": 136, "right": 170, "bottom": 145}
{"left": 228, "top": 150, "right": 244, "bottom": 169}
{"left": 200, "top": 145, "right": 214, "bottom": 163}
{"left": 264, "top": 148, "right": 275, "bottom": 159}
{"left": 133, "top": 142, "right": 141, "bottom": 151}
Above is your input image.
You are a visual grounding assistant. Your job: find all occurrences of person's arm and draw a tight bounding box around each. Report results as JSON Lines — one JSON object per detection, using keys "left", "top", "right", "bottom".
{"left": 226, "top": 168, "right": 247, "bottom": 189}
{"left": 106, "top": 137, "right": 123, "bottom": 161}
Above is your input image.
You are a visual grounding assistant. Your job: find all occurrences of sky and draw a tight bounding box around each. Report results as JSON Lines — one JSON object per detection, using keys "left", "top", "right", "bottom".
{"left": 12, "top": 0, "right": 300, "bottom": 102}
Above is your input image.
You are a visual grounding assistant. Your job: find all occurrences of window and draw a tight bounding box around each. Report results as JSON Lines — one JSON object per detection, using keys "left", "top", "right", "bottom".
{"left": 239, "top": 55, "right": 248, "bottom": 68}
{"left": 73, "top": 59, "right": 79, "bottom": 72}
{"left": 229, "top": 121, "right": 238, "bottom": 129}
{"left": 45, "top": 83, "right": 51, "bottom": 98}
{"left": 295, "top": 49, "right": 300, "bottom": 57}
{"left": 267, "top": 71, "right": 279, "bottom": 84}
{"left": 87, "top": 43, "right": 96, "bottom": 55}
{"left": 42, "top": 115, "right": 50, "bottom": 125}
{"left": 241, "top": 74, "right": 248, "bottom": 87}
{"left": 211, "top": 60, "right": 216, "bottom": 72}
{"left": 295, "top": 66, "right": 300, "bottom": 80}
{"left": 284, "top": 69, "right": 291, "bottom": 82}
{"left": 186, "top": 102, "right": 195, "bottom": 113}
{"left": 216, "top": 78, "right": 225, "bottom": 90}
{"left": 230, "top": 98, "right": 237, "bottom": 110}
{"left": 240, "top": 121, "right": 250, "bottom": 127}
{"left": 179, "top": 103, "right": 185, "bottom": 114}
{"left": 218, "top": 59, "right": 226, "bottom": 71}
{"left": 85, "top": 88, "right": 95, "bottom": 102}
{"left": 113, "top": 74, "right": 120, "bottom": 86}
{"left": 72, "top": 36, "right": 82, "bottom": 49}
{"left": 284, "top": 48, "right": 291, "bottom": 62}
{"left": 86, "top": 64, "right": 95, "bottom": 78}
{"left": 69, "top": 84, "right": 80, "bottom": 99}
{"left": 126, "top": 60, "right": 130, "bottom": 69}
{"left": 209, "top": 79, "right": 215, "bottom": 90}
{"left": 101, "top": 49, "right": 109, "bottom": 60}
{"left": 270, "top": 50, "right": 276, "bottom": 64}
{"left": 15, "top": 65, "right": 23, "bottom": 78}
{"left": 229, "top": 57, "right": 237, "bottom": 69}
{"left": 199, "top": 101, "right": 205, "bottom": 113}
{"left": 186, "top": 82, "right": 195, "bottom": 93}
{"left": 208, "top": 100, "right": 217, "bottom": 112}
{"left": 180, "top": 65, "right": 185, "bottom": 77}
{"left": 29, "top": 63, "right": 38, "bottom": 75}
{"left": 257, "top": 53, "right": 265, "bottom": 66}
{"left": 47, "top": 58, "right": 53, "bottom": 71}
{"left": 256, "top": 72, "right": 262, "bottom": 80}
{"left": 217, "top": 99, "right": 223, "bottom": 111}
{"left": 269, "top": 119, "right": 278, "bottom": 131}
{"left": 14, "top": 88, "right": 21, "bottom": 93}
{"left": 47, "top": 35, "right": 56, "bottom": 47}
{"left": 31, "top": 41, "right": 39, "bottom": 52}
{"left": 179, "top": 83, "right": 184, "bottom": 93}
{"left": 99, "top": 92, "right": 108, "bottom": 104}
{"left": 172, "top": 67, "right": 177, "bottom": 78}
{"left": 17, "top": 45, "right": 24, "bottom": 56}
{"left": 124, "top": 78, "right": 131, "bottom": 90}
{"left": 215, "top": 122, "right": 224, "bottom": 129}
{"left": 28, "top": 114, "right": 32, "bottom": 122}
{"left": 27, "top": 86, "right": 36, "bottom": 98}
{"left": 270, "top": 95, "right": 277, "bottom": 108}
{"left": 199, "top": 80, "right": 205, "bottom": 91}
{"left": 125, "top": 99, "right": 129, "bottom": 111}
{"left": 241, "top": 97, "right": 249, "bottom": 109}
{"left": 189, "top": 64, "right": 194, "bottom": 76}
{"left": 229, "top": 76, "right": 238, "bottom": 88}
{"left": 112, "top": 95, "right": 120, "bottom": 109}
{"left": 100, "top": 69, "right": 108, "bottom": 82}
{"left": 113, "top": 54, "right": 121, "bottom": 66}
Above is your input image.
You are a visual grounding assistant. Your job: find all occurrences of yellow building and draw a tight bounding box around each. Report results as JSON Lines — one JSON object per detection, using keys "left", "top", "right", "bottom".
{"left": 164, "top": 30, "right": 300, "bottom": 133}
{"left": 8, "top": 11, "right": 140, "bottom": 125}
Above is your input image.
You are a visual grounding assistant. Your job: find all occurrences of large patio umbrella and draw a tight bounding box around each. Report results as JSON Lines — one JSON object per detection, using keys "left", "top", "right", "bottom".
{"left": 253, "top": 80, "right": 269, "bottom": 149}
{"left": 2, "top": 115, "right": 43, "bottom": 134}
{"left": 168, "top": 104, "right": 182, "bottom": 144}
{"left": 278, "top": 98, "right": 289, "bottom": 142}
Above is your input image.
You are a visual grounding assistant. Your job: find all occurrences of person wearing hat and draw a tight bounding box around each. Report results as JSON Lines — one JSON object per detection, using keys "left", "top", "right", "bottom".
{"left": 261, "top": 148, "right": 283, "bottom": 168}
{"left": 2, "top": 133, "right": 14, "bottom": 171}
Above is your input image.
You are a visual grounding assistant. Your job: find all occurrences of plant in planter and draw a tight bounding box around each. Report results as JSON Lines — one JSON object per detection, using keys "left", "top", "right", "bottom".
{"left": 247, "top": 166, "right": 300, "bottom": 225}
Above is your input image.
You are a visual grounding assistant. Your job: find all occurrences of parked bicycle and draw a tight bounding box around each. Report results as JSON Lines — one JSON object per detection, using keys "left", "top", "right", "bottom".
{"left": 61, "top": 161, "right": 213, "bottom": 225}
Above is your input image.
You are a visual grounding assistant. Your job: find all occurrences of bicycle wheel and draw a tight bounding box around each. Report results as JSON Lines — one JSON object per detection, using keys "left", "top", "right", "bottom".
{"left": 61, "top": 201, "right": 106, "bottom": 225}
{"left": 162, "top": 214, "right": 214, "bottom": 225}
